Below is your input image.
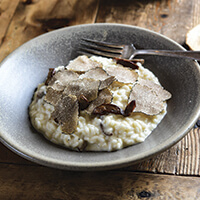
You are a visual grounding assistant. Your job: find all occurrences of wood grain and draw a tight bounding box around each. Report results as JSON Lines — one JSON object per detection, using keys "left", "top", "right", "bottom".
{"left": 0, "top": 0, "right": 99, "bottom": 62}
{"left": 0, "top": 0, "right": 20, "bottom": 46}
{"left": 0, "top": 0, "right": 200, "bottom": 176}
{"left": 0, "top": 164, "right": 200, "bottom": 200}
{"left": 96, "top": 0, "right": 200, "bottom": 44}
{"left": 1, "top": 0, "right": 200, "bottom": 198}
{"left": 131, "top": 128, "right": 200, "bottom": 175}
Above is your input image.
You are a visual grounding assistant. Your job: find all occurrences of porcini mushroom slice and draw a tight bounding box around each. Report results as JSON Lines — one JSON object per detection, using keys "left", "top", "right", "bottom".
{"left": 100, "top": 123, "right": 113, "bottom": 136}
{"left": 92, "top": 104, "right": 122, "bottom": 115}
{"left": 85, "top": 88, "right": 113, "bottom": 114}
{"left": 114, "top": 57, "right": 140, "bottom": 69}
{"left": 48, "top": 69, "right": 79, "bottom": 90}
{"left": 138, "top": 78, "right": 172, "bottom": 101}
{"left": 51, "top": 94, "right": 79, "bottom": 134}
{"left": 79, "top": 67, "right": 115, "bottom": 90}
{"left": 63, "top": 78, "right": 100, "bottom": 102}
{"left": 66, "top": 55, "right": 102, "bottom": 73}
{"left": 124, "top": 100, "right": 136, "bottom": 116}
{"left": 45, "top": 87, "right": 63, "bottom": 105}
{"left": 105, "top": 65, "right": 138, "bottom": 84}
{"left": 129, "top": 84, "right": 164, "bottom": 115}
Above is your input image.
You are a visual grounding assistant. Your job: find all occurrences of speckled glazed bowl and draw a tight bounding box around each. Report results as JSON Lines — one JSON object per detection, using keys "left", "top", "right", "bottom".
{"left": 0, "top": 24, "right": 200, "bottom": 170}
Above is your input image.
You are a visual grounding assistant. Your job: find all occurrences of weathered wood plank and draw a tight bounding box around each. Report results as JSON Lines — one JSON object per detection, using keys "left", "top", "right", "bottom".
{"left": 0, "top": 0, "right": 200, "bottom": 177}
{"left": 0, "top": 164, "right": 200, "bottom": 200}
{"left": 96, "top": 0, "right": 200, "bottom": 44}
{"left": 0, "top": 0, "right": 20, "bottom": 46}
{"left": 130, "top": 128, "right": 200, "bottom": 175}
{"left": 0, "top": 0, "right": 99, "bottom": 62}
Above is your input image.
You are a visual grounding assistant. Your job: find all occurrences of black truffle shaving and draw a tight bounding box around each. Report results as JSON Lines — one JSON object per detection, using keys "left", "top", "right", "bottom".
{"left": 51, "top": 94, "right": 79, "bottom": 134}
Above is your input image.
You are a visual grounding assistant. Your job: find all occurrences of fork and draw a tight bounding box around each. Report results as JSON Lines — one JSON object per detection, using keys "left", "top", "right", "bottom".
{"left": 80, "top": 38, "right": 200, "bottom": 60}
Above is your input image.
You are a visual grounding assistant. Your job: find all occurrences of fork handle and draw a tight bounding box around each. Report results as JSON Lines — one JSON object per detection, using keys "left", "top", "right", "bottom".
{"left": 133, "top": 50, "right": 200, "bottom": 60}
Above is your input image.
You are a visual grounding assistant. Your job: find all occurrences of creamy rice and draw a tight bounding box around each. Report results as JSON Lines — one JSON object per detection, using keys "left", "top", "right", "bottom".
{"left": 29, "top": 56, "right": 167, "bottom": 151}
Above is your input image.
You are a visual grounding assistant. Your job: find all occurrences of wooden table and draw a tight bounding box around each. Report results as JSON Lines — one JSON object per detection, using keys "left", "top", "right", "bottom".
{"left": 0, "top": 0, "right": 200, "bottom": 199}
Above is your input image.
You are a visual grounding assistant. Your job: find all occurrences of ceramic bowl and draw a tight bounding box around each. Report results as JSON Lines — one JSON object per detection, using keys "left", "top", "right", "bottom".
{"left": 0, "top": 23, "right": 200, "bottom": 170}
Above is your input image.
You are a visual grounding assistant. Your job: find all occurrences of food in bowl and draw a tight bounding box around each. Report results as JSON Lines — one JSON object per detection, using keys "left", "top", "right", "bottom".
{"left": 29, "top": 55, "right": 171, "bottom": 151}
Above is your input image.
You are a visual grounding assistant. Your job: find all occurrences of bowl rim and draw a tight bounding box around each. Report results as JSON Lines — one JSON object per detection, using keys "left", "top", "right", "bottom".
{"left": 0, "top": 23, "right": 200, "bottom": 170}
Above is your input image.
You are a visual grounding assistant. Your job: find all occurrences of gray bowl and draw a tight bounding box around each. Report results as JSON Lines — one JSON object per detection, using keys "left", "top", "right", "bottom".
{"left": 0, "top": 23, "right": 200, "bottom": 171}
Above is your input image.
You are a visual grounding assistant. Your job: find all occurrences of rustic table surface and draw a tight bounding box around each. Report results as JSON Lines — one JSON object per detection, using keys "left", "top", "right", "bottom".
{"left": 1, "top": 0, "right": 200, "bottom": 199}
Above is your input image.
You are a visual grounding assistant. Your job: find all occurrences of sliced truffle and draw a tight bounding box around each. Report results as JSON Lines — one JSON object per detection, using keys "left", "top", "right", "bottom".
{"left": 138, "top": 78, "right": 172, "bottom": 101}
{"left": 129, "top": 84, "right": 164, "bottom": 115}
{"left": 51, "top": 94, "right": 79, "bottom": 134}
{"left": 115, "top": 57, "right": 140, "bottom": 69}
{"left": 79, "top": 67, "right": 115, "bottom": 90}
{"left": 63, "top": 78, "right": 100, "bottom": 102}
{"left": 66, "top": 55, "right": 102, "bottom": 73}
{"left": 92, "top": 104, "right": 122, "bottom": 115}
{"left": 85, "top": 88, "right": 113, "bottom": 114}
{"left": 45, "top": 87, "right": 63, "bottom": 105}
{"left": 48, "top": 69, "right": 79, "bottom": 91}
{"left": 105, "top": 65, "right": 138, "bottom": 84}
{"left": 99, "top": 76, "right": 115, "bottom": 90}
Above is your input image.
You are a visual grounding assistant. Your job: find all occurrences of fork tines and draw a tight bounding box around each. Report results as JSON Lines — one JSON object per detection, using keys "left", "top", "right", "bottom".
{"left": 79, "top": 38, "right": 123, "bottom": 58}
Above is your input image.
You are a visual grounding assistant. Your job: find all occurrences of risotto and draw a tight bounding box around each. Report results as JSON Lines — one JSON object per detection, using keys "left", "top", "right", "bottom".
{"left": 29, "top": 56, "right": 171, "bottom": 151}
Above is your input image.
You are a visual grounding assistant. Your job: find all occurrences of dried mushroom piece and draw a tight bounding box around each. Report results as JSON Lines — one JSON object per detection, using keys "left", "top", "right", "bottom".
{"left": 85, "top": 88, "right": 113, "bottom": 114}
{"left": 79, "top": 67, "right": 115, "bottom": 90}
{"left": 129, "top": 84, "right": 164, "bottom": 115}
{"left": 124, "top": 100, "right": 136, "bottom": 116}
{"left": 105, "top": 65, "right": 138, "bottom": 84}
{"left": 100, "top": 123, "right": 113, "bottom": 136}
{"left": 45, "top": 87, "right": 63, "bottom": 105}
{"left": 92, "top": 104, "right": 122, "bottom": 115}
{"left": 51, "top": 94, "right": 79, "bottom": 134}
{"left": 64, "top": 78, "right": 100, "bottom": 102}
{"left": 48, "top": 69, "right": 79, "bottom": 90}
{"left": 66, "top": 55, "right": 102, "bottom": 73}
{"left": 138, "top": 78, "right": 172, "bottom": 101}
{"left": 114, "top": 57, "right": 140, "bottom": 69}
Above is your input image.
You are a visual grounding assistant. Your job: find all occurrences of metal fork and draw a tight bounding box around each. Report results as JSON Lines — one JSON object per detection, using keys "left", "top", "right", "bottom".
{"left": 79, "top": 38, "right": 200, "bottom": 60}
